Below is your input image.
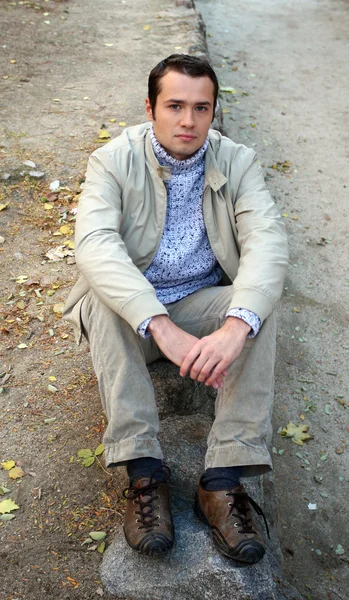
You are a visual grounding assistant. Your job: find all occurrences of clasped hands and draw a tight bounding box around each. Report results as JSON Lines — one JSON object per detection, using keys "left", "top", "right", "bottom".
{"left": 148, "top": 315, "right": 250, "bottom": 389}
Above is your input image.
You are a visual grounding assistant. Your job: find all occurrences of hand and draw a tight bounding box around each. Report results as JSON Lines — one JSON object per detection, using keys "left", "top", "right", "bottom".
{"left": 179, "top": 317, "right": 251, "bottom": 389}
{"left": 148, "top": 315, "right": 199, "bottom": 367}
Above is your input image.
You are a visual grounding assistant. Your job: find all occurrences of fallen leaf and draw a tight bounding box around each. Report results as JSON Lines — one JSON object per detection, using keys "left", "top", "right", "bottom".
{"left": 280, "top": 421, "right": 313, "bottom": 445}
{"left": 78, "top": 449, "right": 93, "bottom": 458}
{"left": 98, "top": 129, "right": 110, "bottom": 140}
{"left": 308, "top": 503, "right": 317, "bottom": 510}
{"left": 48, "top": 384, "right": 58, "bottom": 393}
{"left": 143, "top": 24, "right": 150, "bottom": 30}
{"left": 9, "top": 467, "right": 24, "bottom": 479}
{"left": 82, "top": 456, "right": 95, "bottom": 467}
{"left": 0, "top": 486, "right": 11, "bottom": 495}
{"left": 53, "top": 303, "right": 64, "bottom": 315}
{"left": 220, "top": 86, "right": 237, "bottom": 94}
{"left": 48, "top": 376, "right": 56, "bottom": 382}
{"left": 59, "top": 224, "right": 73, "bottom": 236}
{"left": 1, "top": 460, "right": 15, "bottom": 471}
{"left": 104, "top": 43, "right": 114, "bottom": 47}
{"left": 89, "top": 531, "right": 106, "bottom": 541}
{"left": 0, "top": 513, "right": 16, "bottom": 521}
{"left": 97, "top": 541, "right": 106, "bottom": 554}
{"left": 0, "top": 203, "right": 9, "bottom": 212}
{"left": 335, "top": 544, "right": 345, "bottom": 555}
{"left": 17, "top": 343, "right": 28, "bottom": 349}
{"left": 44, "top": 203, "right": 54, "bottom": 210}
{"left": 94, "top": 444, "right": 105, "bottom": 457}
{"left": 118, "top": 121, "right": 127, "bottom": 127}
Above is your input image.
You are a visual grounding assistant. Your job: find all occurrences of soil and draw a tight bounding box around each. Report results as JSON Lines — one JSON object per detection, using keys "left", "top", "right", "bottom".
{"left": 196, "top": 0, "right": 349, "bottom": 598}
{"left": 0, "top": 1, "right": 203, "bottom": 598}
{"left": 0, "top": 0, "right": 348, "bottom": 599}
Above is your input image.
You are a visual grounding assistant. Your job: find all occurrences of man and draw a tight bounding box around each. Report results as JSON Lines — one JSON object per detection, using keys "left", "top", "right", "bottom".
{"left": 64, "top": 54, "right": 288, "bottom": 564}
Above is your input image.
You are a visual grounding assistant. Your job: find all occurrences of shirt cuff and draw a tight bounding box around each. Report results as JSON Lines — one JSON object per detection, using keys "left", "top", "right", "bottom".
{"left": 225, "top": 308, "right": 261, "bottom": 338}
{"left": 137, "top": 317, "right": 152, "bottom": 338}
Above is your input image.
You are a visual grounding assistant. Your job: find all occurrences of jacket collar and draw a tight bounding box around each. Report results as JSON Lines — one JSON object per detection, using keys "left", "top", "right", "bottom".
{"left": 145, "top": 127, "right": 227, "bottom": 190}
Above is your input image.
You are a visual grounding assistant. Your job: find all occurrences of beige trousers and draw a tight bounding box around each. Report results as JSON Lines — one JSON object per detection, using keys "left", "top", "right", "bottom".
{"left": 79, "top": 285, "right": 276, "bottom": 477}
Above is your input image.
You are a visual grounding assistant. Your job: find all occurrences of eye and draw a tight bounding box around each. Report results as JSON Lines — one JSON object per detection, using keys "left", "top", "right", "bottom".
{"left": 195, "top": 106, "right": 208, "bottom": 112}
{"left": 169, "top": 104, "right": 181, "bottom": 110}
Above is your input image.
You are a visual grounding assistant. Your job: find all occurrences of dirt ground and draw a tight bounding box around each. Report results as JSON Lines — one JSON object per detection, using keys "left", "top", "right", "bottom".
{"left": 0, "top": 0, "right": 348, "bottom": 599}
{"left": 196, "top": 0, "right": 349, "bottom": 598}
{"left": 0, "top": 1, "right": 204, "bottom": 599}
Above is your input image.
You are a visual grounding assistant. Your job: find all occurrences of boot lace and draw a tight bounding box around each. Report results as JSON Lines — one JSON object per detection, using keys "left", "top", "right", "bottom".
{"left": 226, "top": 490, "right": 270, "bottom": 538}
{"left": 123, "top": 465, "right": 171, "bottom": 531}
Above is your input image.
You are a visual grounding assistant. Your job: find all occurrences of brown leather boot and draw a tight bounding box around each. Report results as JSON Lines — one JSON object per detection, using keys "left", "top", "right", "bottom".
{"left": 195, "top": 481, "right": 269, "bottom": 564}
{"left": 123, "top": 466, "right": 174, "bottom": 556}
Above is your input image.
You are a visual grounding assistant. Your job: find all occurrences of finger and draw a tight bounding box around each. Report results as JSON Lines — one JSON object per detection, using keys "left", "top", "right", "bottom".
{"left": 204, "top": 360, "right": 228, "bottom": 388}
{"left": 190, "top": 354, "right": 217, "bottom": 381}
{"left": 179, "top": 342, "right": 204, "bottom": 377}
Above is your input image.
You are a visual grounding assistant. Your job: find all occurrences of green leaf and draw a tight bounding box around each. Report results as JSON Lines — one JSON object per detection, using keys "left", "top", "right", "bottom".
{"left": 335, "top": 544, "right": 345, "bottom": 555}
{"left": 78, "top": 449, "right": 93, "bottom": 458}
{"left": 81, "top": 537, "right": 94, "bottom": 546}
{"left": 0, "top": 486, "right": 11, "bottom": 496}
{"left": 94, "top": 444, "right": 105, "bottom": 457}
{"left": 89, "top": 531, "right": 106, "bottom": 541}
{"left": 97, "top": 541, "right": 106, "bottom": 554}
{"left": 220, "top": 86, "right": 237, "bottom": 94}
{"left": 82, "top": 456, "right": 95, "bottom": 467}
{"left": 0, "top": 513, "right": 16, "bottom": 521}
{"left": 0, "top": 498, "right": 20, "bottom": 514}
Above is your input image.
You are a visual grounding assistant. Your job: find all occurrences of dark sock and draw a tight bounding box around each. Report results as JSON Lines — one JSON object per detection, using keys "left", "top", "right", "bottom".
{"left": 201, "top": 466, "right": 243, "bottom": 491}
{"left": 127, "top": 457, "right": 164, "bottom": 485}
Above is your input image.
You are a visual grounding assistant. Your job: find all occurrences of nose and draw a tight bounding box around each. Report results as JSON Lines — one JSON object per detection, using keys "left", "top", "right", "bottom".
{"left": 179, "top": 109, "right": 195, "bottom": 128}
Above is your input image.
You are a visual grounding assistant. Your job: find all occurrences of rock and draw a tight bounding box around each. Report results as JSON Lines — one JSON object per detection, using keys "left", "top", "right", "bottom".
{"left": 101, "top": 412, "right": 302, "bottom": 600}
{"left": 49, "top": 179, "right": 60, "bottom": 191}
{"left": 0, "top": 236, "right": 5, "bottom": 244}
{"left": 23, "top": 160, "right": 36, "bottom": 168}
{"left": 148, "top": 360, "right": 214, "bottom": 420}
{"left": 2, "top": 173, "right": 11, "bottom": 181}
{"left": 29, "top": 170, "right": 45, "bottom": 178}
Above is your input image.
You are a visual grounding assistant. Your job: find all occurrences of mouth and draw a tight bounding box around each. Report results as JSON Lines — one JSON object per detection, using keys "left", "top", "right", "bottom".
{"left": 175, "top": 134, "right": 197, "bottom": 141}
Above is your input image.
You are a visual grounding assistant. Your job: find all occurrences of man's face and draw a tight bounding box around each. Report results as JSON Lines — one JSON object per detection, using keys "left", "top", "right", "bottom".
{"left": 145, "top": 70, "right": 215, "bottom": 161}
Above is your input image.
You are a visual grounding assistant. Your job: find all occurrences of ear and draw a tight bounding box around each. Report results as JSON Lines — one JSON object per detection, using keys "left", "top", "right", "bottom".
{"left": 145, "top": 98, "right": 154, "bottom": 121}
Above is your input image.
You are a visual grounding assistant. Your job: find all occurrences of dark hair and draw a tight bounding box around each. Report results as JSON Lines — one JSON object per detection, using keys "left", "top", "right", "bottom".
{"left": 148, "top": 54, "right": 219, "bottom": 120}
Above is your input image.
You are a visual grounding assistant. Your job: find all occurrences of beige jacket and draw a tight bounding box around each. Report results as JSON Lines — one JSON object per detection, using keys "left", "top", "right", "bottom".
{"left": 64, "top": 123, "right": 288, "bottom": 340}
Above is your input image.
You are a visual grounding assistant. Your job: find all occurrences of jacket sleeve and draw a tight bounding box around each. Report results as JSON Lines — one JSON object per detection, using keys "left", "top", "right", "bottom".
{"left": 229, "top": 148, "right": 289, "bottom": 322}
{"left": 75, "top": 153, "right": 168, "bottom": 332}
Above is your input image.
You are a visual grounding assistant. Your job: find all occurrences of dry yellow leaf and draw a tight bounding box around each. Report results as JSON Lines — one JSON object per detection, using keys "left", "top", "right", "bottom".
{"left": 98, "top": 129, "right": 110, "bottom": 139}
{"left": 53, "top": 303, "right": 65, "bottom": 315}
{"left": 1, "top": 460, "right": 15, "bottom": 471}
{"left": 143, "top": 24, "right": 150, "bottom": 30}
{"left": 0, "top": 203, "right": 9, "bottom": 212}
{"left": 44, "top": 203, "right": 53, "bottom": 210}
{"left": 118, "top": 121, "right": 126, "bottom": 127}
{"left": 63, "top": 240, "right": 75, "bottom": 249}
{"left": 9, "top": 466, "right": 24, "bottom": 479}
{"left": 59, "top": 224, "right": 73, "bottom": 236}
{"left": 48, "top": 376, "right": 57, "bottom": 382}
{"left": 109, "top": 118, "right": 116, "bottom": 123}
{"left": 280, "top": 422, "right": 313, "bottom": 446}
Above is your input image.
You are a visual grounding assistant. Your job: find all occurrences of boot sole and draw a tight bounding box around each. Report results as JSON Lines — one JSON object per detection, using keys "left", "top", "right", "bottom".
{"left": 124, "top": 526, "right": 174, "bottom": 557}
{"left": 194, "top": 493, "right": 265, "bottom": 565}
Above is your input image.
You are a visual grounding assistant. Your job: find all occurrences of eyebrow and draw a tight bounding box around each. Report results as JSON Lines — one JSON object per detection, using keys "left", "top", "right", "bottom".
{"left": 164, "top": 99, "right": 212, "bottom": 106}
